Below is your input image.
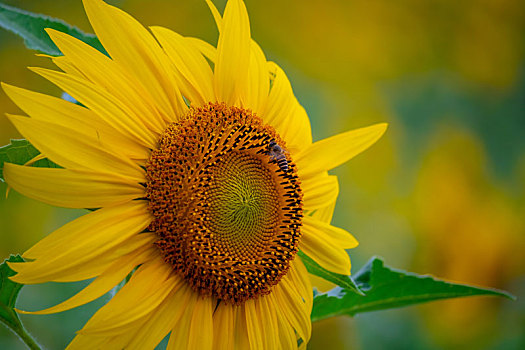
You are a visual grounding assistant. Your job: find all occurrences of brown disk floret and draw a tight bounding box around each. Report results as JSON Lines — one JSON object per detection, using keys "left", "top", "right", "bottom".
{"left": 146, "top": 103, "right": 303, "bottom": 304}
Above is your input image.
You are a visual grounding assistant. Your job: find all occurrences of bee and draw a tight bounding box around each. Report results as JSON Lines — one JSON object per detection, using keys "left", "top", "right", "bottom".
{"left": 267, "top": 140, "right": 289, "bottom": 172}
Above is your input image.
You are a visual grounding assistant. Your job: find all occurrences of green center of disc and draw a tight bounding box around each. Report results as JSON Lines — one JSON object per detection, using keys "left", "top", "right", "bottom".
{"left": 207, "top": 151, "right": 279, "bottom": 260}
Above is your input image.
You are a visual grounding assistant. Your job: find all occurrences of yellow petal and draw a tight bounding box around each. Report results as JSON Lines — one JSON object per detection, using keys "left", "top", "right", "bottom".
{"left": 287, "top": 258, "right": 313, "bottom": 311}
{"left": 214, "top": 0, "right": 250, "bottom": 105}
{"left": 51, "top": 55, "right": 87, "bottom": 79}
{"left": 10, "top": 201, "right": 152, "bottom": 283}
{"left": 23, "top": 153, "right": 45, "bottom": 167}
{"left": 126, "top": 282, "right": 194, "bottom": 350}
{"left": 234, "top": 304, "right": 251, "bottom": 349}
{"left": 167, "top": 288, "right": 199, "bottom": 350}
{"left": 273, "top": 279, "right": 312, "bottom": 344}
{"left": 46, "top": 28, "right": 167, "bottom": 134}
{"left": 105, "top": 335, "right": 137, "bottom": 350}
{"left": 78, "top": 257, "right": 178, "bottom": 335}
{"left": 286, "top": 103, "right": 313, "bottom": 153}
{"left": 300, "top": 218, "right": 355, "bottom": 275}
{"left": 66, "top": 275, "right": 185, "bottom": 350}
{"left": 302, "top": 174, "right": 339, "bottom": 210}
{"left": 7, "top": 115, "right": 144, "bottom": 181}
{"left": 308, "top": 274, "right": 336, "bottom": 293}
{"left": 303, "top": 216, "right": 358, "bottom": 249}
{"left": 82, "top": 0, "right": 186, "bottom": 120}
{"left": 298, "top": 243, "right": 349, "bottom": 276}
{"left": 311, "top": 198, "right": 337, "bottom": 224}
{"left": 4, "top": 163, "right": 144, "bottom": 209}
{"left": 186, "top": 37, "right": 217, "bottom": 63}
{"left": 66, "top": 335, "right": 107, "bottom": 350}
{"left": 80, "top": 279, "right": 175, "bottom": 335}
{"left": 18, "top": 243, "right": 157, "bottom": 314}
{"left": 2, "top": 82, "right": 101, "bottom": 129}
{"left": 271, "top": 291, "right": 296, "bottom": 350}
{"left": 23, "top": 202, "right": 149, "bottom": 260}
{"left": 245, "top": 300, "right": 263, "bottom": 350}
{"left": 256, "top": 297, "right": 278, "bottom": 350}
{"left": 188, "top": 297, "right": 214, "bottom": 350}
{"left": 204, "top": 0, "right": 271, "bottom": 128}
{"left": 212, "top": 303, "right": 235, "bottom": 350}
{"left": 1, "top": 83, "right": 149, "bottom": 161}
{"left": 14, "top": 232, "right": 156, "bottom": 284}
{"left": 265, "top": 62, "right": 312, "bottom": 153}
{"left": 295, "top": 123, "right": 388, "bottom": 180}
{"left": 30, "top": 67, "right": 158, "bottom": 148}
{"left": 205, "top": 0, "right": 223, "bottom": 31}
{"left": 150, "top": 26, "right": 215, "bottom": 105}
{"left": 240, "top": 41, "right": 269, "bottom": 116}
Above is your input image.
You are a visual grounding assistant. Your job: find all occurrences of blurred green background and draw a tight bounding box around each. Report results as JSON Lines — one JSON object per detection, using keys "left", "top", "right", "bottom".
{"left": 1, "top": 0, "right": 524, "bottom": 349}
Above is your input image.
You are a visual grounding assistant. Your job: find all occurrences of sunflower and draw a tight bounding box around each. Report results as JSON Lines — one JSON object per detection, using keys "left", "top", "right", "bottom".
{"left": 3, "top": 0, "right": 386, "bottom": 349}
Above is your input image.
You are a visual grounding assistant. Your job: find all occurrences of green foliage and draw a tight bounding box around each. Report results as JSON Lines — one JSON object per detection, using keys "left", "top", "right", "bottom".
{"left": 0, "top": 2, "right": 105, "bottom": 56}
{"left": 0, "top": 139, "right": 59, "bottom": 182}
{"left": 298, "top": 251, "right": 364, "bottom": 296}
{"left": 0, "top": 255, "right": 41, "bottom": 350}
{"left": 311, "top": 256, "right": 515, "bottom": 322}
{"left": 0, "top": 255, "right": 23, "bottom": 330}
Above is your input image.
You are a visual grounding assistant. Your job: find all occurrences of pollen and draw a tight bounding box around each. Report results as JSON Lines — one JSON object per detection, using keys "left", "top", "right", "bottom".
{"left": 145, "top": 103, "right": 303, "bottom": 304}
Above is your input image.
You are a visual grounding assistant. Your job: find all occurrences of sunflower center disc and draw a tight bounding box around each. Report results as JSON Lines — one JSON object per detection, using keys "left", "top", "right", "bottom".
{"left": 146, "top": 103, "right": 303, "bottom": 304}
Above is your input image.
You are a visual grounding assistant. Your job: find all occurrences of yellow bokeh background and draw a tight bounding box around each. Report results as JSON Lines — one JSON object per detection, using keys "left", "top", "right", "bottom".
{"left": 1, "top": 0, "right": 524, "bottom": 349}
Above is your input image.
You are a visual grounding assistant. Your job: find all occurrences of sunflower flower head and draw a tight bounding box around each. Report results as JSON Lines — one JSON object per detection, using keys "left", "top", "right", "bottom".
{"left": 146, "top": 102, "right": 303, "bottom": 304}
{"left": 2, "top": 0, "right": 386, "bottom": 348}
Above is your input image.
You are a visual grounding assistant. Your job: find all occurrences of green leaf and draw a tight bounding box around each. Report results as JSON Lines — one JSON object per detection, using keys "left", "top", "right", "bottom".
{"left": 0, "top": 139, "right": 60, "bottom": 182}
{"left": 297, "top": 250, "right": 364, "bottom": 296}
{"left": 0, "top": 2, "right": 105, "bottom": 56}
{"left": 311, "top": 256, "right": 515, "bottom": 322}
{"left": 0, "top": 255, "right": 24, "bottom": 329}
{"left": 0, "top": 256, "right": 41, "bottom": 349}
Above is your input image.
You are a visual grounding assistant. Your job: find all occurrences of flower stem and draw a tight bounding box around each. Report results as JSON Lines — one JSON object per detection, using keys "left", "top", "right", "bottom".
{"left": 2, "top": 310, "right": 42, "bottom": 350}
{"left": 15, "top": 324, "right": 41, "bottom": 350}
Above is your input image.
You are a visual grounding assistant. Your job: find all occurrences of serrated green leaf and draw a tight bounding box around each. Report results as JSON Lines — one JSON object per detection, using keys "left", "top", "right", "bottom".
{"left": 0, "top": 139, "right": 60, "bottom": 182}
{"left": 311, "top": 256, "right": 515, "bottom": 322}
{"left": 0, "top": 2, "right": 105, "bottom": 56}
{"left": 0, "top": 255, "right": 24, "bottom": 324}
{"left": 297, "top": 250, "right": 364, "bottom": 296}
{"left": 0, "top": 256, "right": 41, "bottom": 350}
{"left": 0, "top": 255, "right": 23, "bottom": 329}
